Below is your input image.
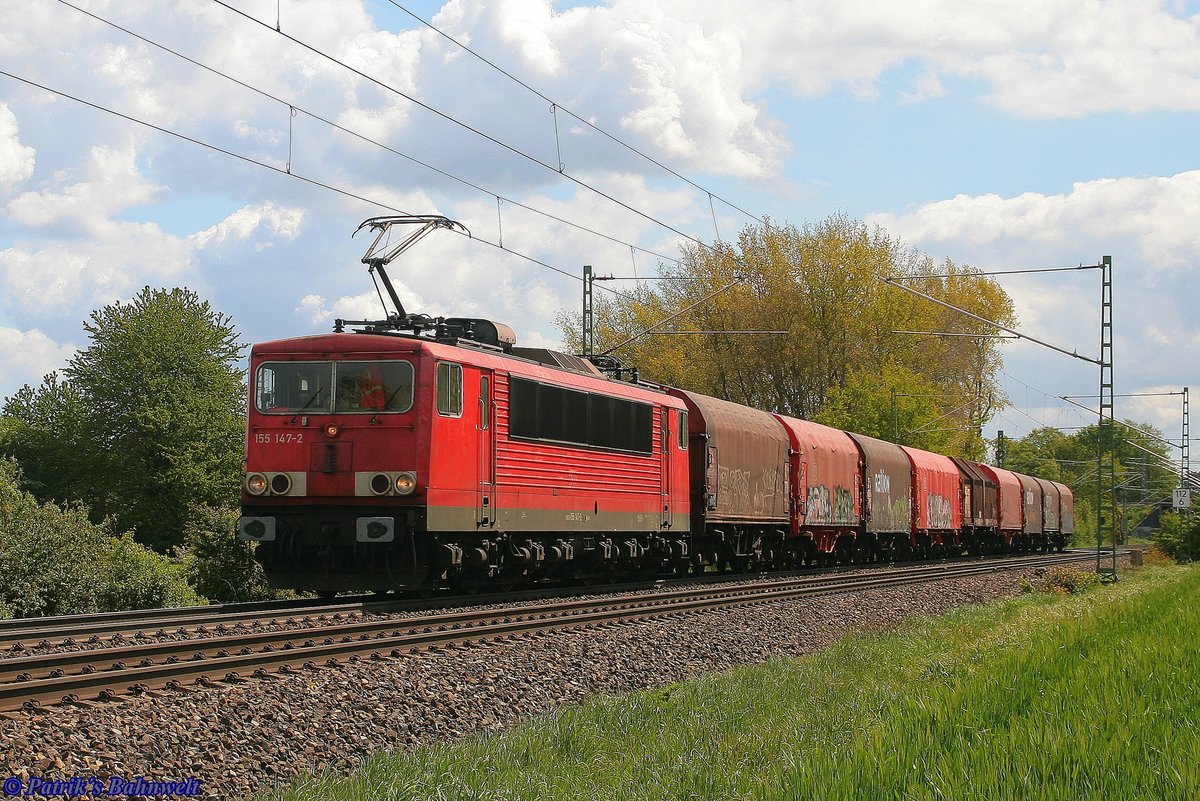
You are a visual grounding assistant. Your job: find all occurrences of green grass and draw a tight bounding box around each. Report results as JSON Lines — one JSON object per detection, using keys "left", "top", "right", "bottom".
{"left": 262, "top": 565, "right": 1200, "bottom": 801}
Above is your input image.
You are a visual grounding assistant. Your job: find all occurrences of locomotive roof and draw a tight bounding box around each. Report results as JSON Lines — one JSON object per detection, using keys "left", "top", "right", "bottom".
{"left": 249, "top": 332, "right": 686, "bottom": 407}
{"left": 250, "top": 332, "right": 425, "bottom": 355}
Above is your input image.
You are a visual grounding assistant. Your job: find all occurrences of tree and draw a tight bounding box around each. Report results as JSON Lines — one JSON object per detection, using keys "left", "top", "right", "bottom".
{"left": 1, "top": 287, "right": 247, "bottom": 551}
{"left": 560, "top": 214, "right": 1013, "bottom": 456}
{"left": 1002, "top": 421, "right": 1178, "bottom": 547}
{"left": 0, "top": 373, "right": 90, "bottom": 502}
{"left": 814, "top": 362, "right": 987, "bottom": 457}
{"left": 0, "top": 458, "right": 202, "bottom": 618}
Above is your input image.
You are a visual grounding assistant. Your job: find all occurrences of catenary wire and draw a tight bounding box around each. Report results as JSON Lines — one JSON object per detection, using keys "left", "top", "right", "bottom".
{"left": 0, "top": 68, "right": 616, "bottom": 291}
{"left": 52, "top": 0, "right": 684, "bottom": 273}
{"left": 381, "top": 0, "right": 770, "bottom": 231}
{"left": 207, "top": 0, "right": 743, "bottom": 264}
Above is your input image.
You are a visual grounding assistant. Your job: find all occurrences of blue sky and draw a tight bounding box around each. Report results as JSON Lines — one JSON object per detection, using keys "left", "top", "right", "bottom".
{"left": 1, "top": 0, "right": 1198, "bottom": 471}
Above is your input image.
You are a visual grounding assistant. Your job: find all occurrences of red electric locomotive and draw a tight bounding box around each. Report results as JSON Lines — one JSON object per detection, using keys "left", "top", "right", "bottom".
{"left": 237, "top": 328, "right": 693, "bottom": 593}
{"left": 237, "top": 216, "right": 690, "bottom": 593}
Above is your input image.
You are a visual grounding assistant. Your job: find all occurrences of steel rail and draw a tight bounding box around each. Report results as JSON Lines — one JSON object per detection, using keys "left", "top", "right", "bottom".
{"left": 0, "top": 550, "right": 1098, "bottom": 648}
{"left": 0, "top": 554, "right": 1063, "bottom": 685}
{"left": 0, "top": 592, "right": 384, "bottom": 633}
{"left": 0, "top": 551, "right": 1105, "bottom": 712}
{"left": 0, "top": 553, "right": 1084, "bottom": 666}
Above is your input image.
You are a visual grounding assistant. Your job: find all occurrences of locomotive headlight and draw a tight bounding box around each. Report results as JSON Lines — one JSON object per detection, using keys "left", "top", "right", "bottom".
{"left": 246, "top": 473, "right": 268, "bottom": 495}
{"left": 369, "top": 473, "right": 391, "bottom": 496}
{"left": 270, "top": 473, "right": 292, "bottom": 495}
{"left": 355, "top": 471, "right": 418, "bottom": 497}
{"left": 394, "top": 472, "right": 417, "bottom": 495}
{"left": 324, "top": 423, "right": 340, "bottom": 438}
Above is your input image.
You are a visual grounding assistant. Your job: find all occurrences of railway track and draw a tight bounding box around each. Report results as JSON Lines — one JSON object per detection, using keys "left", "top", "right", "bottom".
{"left": 0, "top": 549, "right": 1111, "bottom": 650}
{"left": 0, "top": 550, "right": 1105, "bottom": 713}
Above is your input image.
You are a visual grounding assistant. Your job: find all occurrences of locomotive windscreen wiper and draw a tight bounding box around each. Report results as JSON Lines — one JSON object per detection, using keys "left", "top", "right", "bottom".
{"left": 369, "top": 383, "right": 409, "bottom": 424}
{"left": 295, "top": 385, "right": 328, "bottom": 413}
{"left": 382, "top": 382, "right": 407, "bottom": 410}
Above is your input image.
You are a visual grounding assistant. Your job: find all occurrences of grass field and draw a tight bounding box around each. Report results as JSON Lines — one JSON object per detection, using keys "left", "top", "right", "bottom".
{"left": 264, "top": 564, "right": 1200, "bottom": 801}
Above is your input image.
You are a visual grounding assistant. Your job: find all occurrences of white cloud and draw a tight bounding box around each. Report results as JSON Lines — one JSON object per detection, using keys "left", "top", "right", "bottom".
{"left": 5, "top": 139, "right": 163, "bottom": 228}
{"left": 0, "top": 102, "right": 36, "bottom": 192}
{"left": 0, "top": 326, "right": 76, "bottom": 392}
{"left": 898, "top": 66, "right": 947, "bottom": 104}
{"left": 726, "top": 0, "right": 1200, "bottom": 116}
{"left": 2, "top": 181, "right": 302, "bottom": 320}
{"left": 190, "top": 202, "right": 306, "bottom": 250}
{"left": 0, "top": 219, "right": 193, "bottom": 316}
{"left": 2, "top": 0, "right": 1197, "bottom": 418}
{"left": 871, "top": 171, "right": 1200, "bottom": 271}
{"left": 232, "top": 120, "right": 285, "bottom": 146}
{"left": 869, "top": 170, "right": 1200, "bottom": 440}
{"left": 297, "top": 287, "right": 425, "bottom": 326}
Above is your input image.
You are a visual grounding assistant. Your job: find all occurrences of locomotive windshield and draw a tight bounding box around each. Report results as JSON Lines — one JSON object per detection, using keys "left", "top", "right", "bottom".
{"left": 255, "top": 360, "right": 414, "bottom": 414}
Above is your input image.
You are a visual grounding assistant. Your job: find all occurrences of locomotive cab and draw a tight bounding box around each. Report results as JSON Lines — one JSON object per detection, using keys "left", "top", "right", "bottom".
{"left": 237, "top": 334, "right": 438, "bottom": 593}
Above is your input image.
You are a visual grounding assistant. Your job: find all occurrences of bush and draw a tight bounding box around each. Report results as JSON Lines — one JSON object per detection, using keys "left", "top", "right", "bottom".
{"left": 1143, "top": 546, "right": 1174, "bottom": 565}
{"left": 1154, "top": 511, "right": 1200, "bottom": 562}
{"left": 98, "top": 533, "right": 204, "bottom": 611}
{"left": 183, "top": 504, "right": 284, "bottom": 603}
{"left": 1034, "top": 566, "right": 1103, "bottom": 595}
{"left": 0, "top": 458, "right": 206, "bottom": 617}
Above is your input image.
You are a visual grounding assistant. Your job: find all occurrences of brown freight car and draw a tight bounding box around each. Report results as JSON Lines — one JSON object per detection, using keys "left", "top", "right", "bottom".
{"left": 1015, "top": 472, "right": 1044, "bottom": 551}
{"left": 846, "top": 432, "right": 913, "bottom": 559}
{"left": 669, "top": 389, "right": 791, "bottom": 571}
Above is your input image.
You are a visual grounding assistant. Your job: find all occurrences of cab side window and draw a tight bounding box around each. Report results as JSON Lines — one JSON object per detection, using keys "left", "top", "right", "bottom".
{"left": 437, "top": 362, "right": 463, "bottom": 417}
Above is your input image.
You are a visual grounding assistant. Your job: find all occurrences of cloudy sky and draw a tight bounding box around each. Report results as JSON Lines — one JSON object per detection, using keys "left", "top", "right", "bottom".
{"left": 1, "top": 0, "right": 1198, "bottom": 469}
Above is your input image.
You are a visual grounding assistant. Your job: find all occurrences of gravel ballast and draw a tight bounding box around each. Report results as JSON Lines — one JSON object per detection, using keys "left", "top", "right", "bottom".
{"left": 0, "top": 562, "right": 1123, "bottom": 799}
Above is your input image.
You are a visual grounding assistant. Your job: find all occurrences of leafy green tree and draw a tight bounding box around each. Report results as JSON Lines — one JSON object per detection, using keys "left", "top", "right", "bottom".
{"left": 560, "top": 214, "right": 1013, "bottom": 456}
{"left": 815, "top": 363, "right": 988, "bottom": 458}
{"left": 0, "top": 458, "right": 202, "bottom": 618}
{"left": 0, "top": 373, "right": 90, "bottom": 502}
{"left": 1001, "top": 421, "right": 1178, "bottom": 548}
{"left": 1, "top": 287, "right": 247, "bottom": 551}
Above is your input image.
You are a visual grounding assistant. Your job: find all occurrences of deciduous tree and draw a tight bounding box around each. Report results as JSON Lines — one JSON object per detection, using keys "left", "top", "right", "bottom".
{"left": 1002, "top": 421, "right": 1178, "bottom": 547}
{"left": 560, "top": 214, "right": 1013, "bottom": 456}
{"left": 1, "top": 287, "right": 246, "bottom": 551}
